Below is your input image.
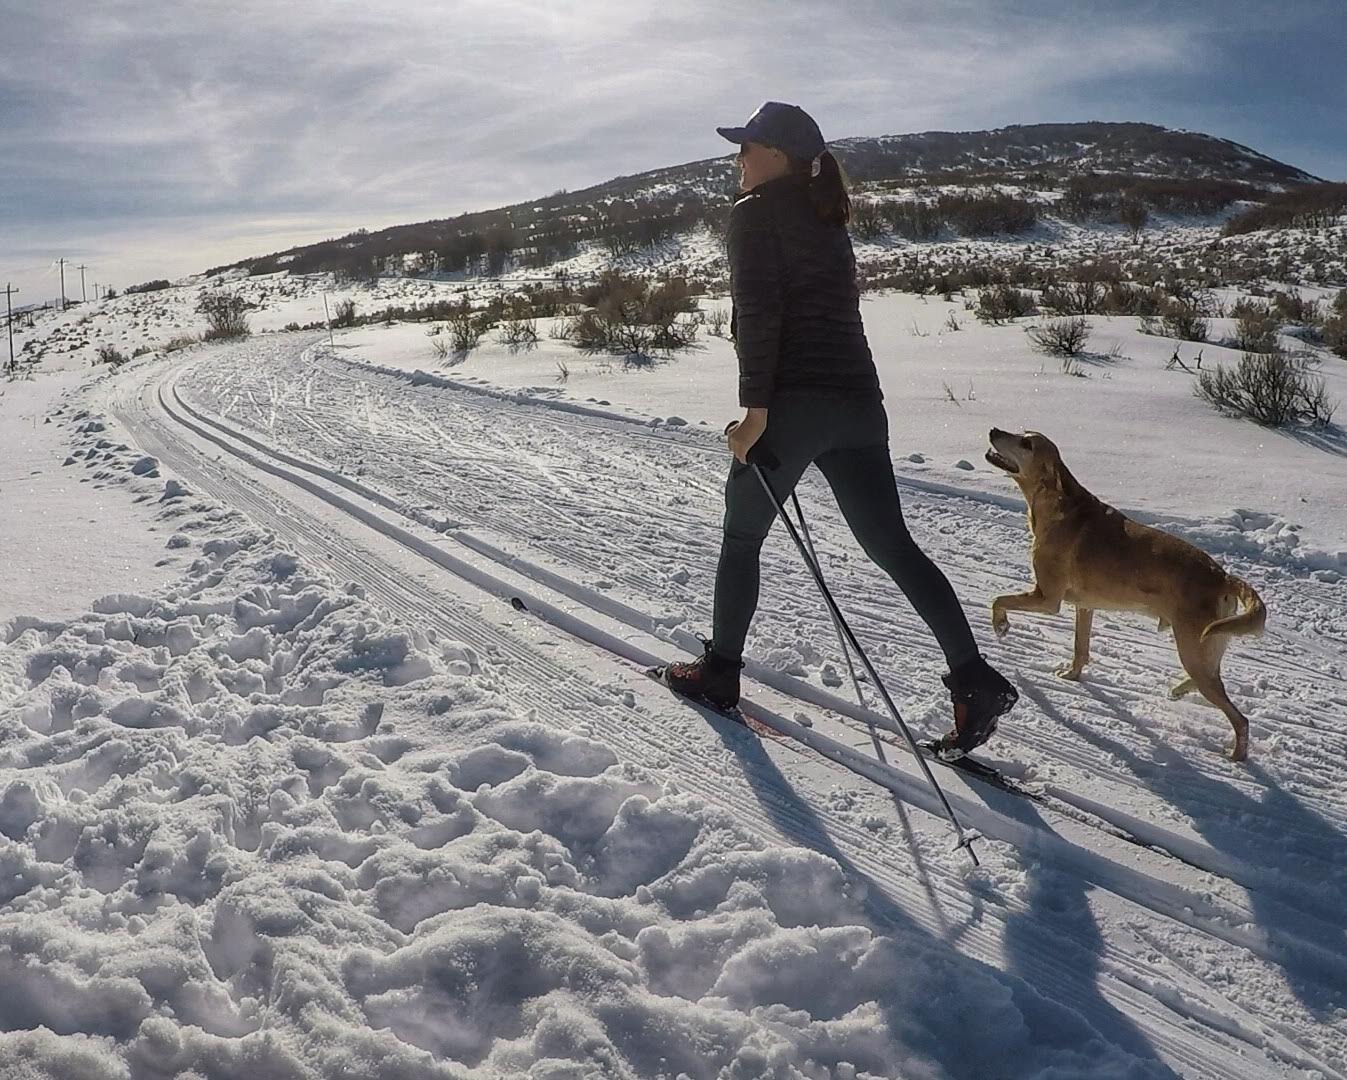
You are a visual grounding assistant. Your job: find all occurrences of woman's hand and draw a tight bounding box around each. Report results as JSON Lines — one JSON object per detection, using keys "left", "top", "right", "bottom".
{"left": 726, "top": 408, "right": 768, "bottom": 465}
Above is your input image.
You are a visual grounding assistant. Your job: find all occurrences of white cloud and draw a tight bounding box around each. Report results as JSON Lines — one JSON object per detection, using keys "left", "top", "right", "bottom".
{"left": 0, "top": 0, "right": 1333, "bottom": 299}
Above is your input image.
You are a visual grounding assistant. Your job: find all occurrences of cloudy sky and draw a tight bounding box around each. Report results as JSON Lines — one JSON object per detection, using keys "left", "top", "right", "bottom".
{"left": 2, "top": 0, "right": 1343, "bottom": 305}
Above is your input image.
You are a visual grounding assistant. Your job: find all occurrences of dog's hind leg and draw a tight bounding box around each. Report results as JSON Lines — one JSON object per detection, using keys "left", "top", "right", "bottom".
{"left": 1174, "top": 629, "right": 1249, "bottom": 761}
{"left": 1056, "top": 607, "right": 1093, "bottom": 680}
{"left": 991, "top": 585, "right": 1062, "bottom": 638}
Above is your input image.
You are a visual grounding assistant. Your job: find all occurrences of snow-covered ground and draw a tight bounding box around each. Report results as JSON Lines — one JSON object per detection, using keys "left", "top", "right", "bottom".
{"left": 2, "top": 259, "right": 1346, "bottom": 1077}
{"left": 337, "top": 292, "right": 1347, "bottom": 559}
{"left": 0, "top": 372, "right": 178, "bottom": 624}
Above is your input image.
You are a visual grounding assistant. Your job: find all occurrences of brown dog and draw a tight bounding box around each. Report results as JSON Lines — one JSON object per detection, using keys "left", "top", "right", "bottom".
{"left": 985, "top": 428, "right": 1266, "bottom": 760}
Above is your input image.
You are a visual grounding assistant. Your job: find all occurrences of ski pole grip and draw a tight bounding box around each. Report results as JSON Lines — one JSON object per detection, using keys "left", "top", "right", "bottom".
{"left": 725, "top": 419, "right": 779, "bottom": 469}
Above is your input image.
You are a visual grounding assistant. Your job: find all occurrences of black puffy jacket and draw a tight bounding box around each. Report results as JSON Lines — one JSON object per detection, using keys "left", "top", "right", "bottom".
{"left": 728, "top": 174, "right": 881, "bottom": 408}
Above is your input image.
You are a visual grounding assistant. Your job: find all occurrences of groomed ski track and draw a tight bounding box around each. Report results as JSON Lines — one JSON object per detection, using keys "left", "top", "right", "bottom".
{"left": 103, "top": 334, "right": 1347, "bottom": 1079}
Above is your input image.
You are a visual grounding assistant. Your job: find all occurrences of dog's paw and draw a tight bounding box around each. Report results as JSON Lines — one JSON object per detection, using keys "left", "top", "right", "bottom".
{"left": 1055, "top": 665, "right": 1083, "bottom": 681}
{"left": 992, "top": 613, "right": 1011, "bottom": 639}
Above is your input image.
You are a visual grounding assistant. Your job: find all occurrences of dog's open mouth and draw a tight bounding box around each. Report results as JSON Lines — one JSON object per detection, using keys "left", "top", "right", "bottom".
{"left": 986, "top": 448, "right": 1018, "bottom": 473}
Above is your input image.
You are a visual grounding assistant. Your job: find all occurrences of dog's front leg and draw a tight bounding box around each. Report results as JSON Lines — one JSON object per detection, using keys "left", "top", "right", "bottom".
{"left": 1057, "top": 607, "right": 1093, "bottom": 679}
{"left": 991, "top": 585, "right": 1061, "bottom": 638}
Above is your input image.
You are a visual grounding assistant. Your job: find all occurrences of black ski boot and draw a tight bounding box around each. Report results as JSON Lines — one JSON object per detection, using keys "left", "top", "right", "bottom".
{"left": 663, "top": 642, "right": 743, "bottom": 709}
{"left": 937, "top": 655, "right": 1018, "bottom": 758}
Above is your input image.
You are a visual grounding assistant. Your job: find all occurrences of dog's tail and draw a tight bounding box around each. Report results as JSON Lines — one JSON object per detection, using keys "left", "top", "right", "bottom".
{"left": 1201, "top": 576, "right": 1266, "bottom": 641}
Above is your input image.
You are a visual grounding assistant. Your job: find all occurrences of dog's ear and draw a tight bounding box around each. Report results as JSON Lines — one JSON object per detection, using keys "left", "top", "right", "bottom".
{"left": 1046, "top": 457, "right": 1066, "bottom": 494}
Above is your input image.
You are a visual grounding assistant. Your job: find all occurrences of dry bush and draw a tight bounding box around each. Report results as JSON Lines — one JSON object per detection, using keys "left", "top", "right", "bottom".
{"left": 197, "top": 291, "right": 250, "bottom": 340}
{"left": 1322, "top": 312, "right": 1347, "bottom": 359}
{"left": 497, "top": 318, "right": 540, "bottom": 353}
{"left": 448, "top": 304, "right": 490, "bottom": 354}
{"left": 1041, "top": 279, "right": 1105, "bottom": 315}
{"left": 882, "top": 200, "right": 942, "bottom": 240}
{"left": 850, "top": 199, "right": 888, "bottom": 240}
{"left": 936, "top": 191, "right": 1038, "bottom": 236}
{"left": 1270, "top": 289, "right": 1319, "bottom": 325}
{"left": 1223, "top": 182, "right": 1347, "bottom": 235}
{"left": 1159, "top": 299, "right": 1208, "bottom": 342}
{"left": 332, "top": 298, "right": 357, "bottom": 328}
{"left": 93, "top": 344, "right": 129, "bottom": 368}
{"left": 125, "top": 279, "right": 171, "bottom": 295}
{"left": 1119, "top": 196, "right": 1149, "bottom": 238}
{"left": 565, "top": 271, "right": 700, "bottom": 358}
{"left": 1196, "top": 349, "right": 1336, "bottom": 427}
{"left": 1029, "top": 317, "right": 1092, "bottom": 363}
{"left": 1230, "top": 299, "right": 1280, "bottom": 353}
{"left": 975, "top": 284, "right": 1037, "bottom": 324}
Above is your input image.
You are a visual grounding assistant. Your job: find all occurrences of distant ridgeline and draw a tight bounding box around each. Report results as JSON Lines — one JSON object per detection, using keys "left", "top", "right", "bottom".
{"left": 205, "top": 122, "right": 1334, "bottom": 282}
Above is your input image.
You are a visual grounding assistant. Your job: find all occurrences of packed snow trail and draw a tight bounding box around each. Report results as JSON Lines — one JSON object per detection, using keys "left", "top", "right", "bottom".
{"left": 86, "top": 333, "right": 1347, "bottom": 1077}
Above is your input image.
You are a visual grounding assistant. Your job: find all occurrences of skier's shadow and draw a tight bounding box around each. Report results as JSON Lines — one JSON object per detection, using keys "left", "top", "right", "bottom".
{"left": 1028, "top": 676, "right": 1347, "bottom": 1021}
{"left": 706, "top": 710, "right": 1177, "bottom": 1078}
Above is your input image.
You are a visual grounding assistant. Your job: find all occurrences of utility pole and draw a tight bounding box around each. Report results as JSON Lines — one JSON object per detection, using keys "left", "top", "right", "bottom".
{"left": 58, "top": 257, "right": 67, "bottom": 311}
{"left": 3, "top": 284, "right": 16, "bottom": 375}
{"left": 77, "top": 264, "right": 88, "bottom": 303}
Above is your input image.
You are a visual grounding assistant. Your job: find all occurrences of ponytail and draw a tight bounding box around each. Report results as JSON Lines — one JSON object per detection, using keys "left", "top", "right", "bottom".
{"left": 792, "top": 149, "right": 850, "bottom": 226}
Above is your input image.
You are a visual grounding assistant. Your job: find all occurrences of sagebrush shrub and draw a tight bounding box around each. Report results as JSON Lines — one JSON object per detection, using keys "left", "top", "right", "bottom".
{"left": 1160, "top": 299, "right": 1208, "bottom": 342}
{"left": 1270, "top": 289, "right": 1318, "bottom": 325}
{"left": 1322, "top": 313, "right": 1347, "bottom": 359}
{"left": 94, "top": 344, "right": 129, "bottom": 368}
{"left": 497, "top": 318, "right": 540, "bottom": 353}
{"left": 1196, "top": 349, "right": 1335, "bottom": 426}
{"left": 1230, "top": 299, "right": 1280, "bottom": 353}
{"left": 850, "top": 199, "right": 888, "bottom": 240}
{"left": 975, "top": 284, "right": 1037, "bottom": 324}
{"left": 1029, "top": 317, "right": 1092, "bottom": 360}
{"left": 332, "top": 299, "right": 357, "bottom": 328}
{"left": 197, "top": 292, "right": 250, "bottom": 340}
{"left": 1041, "top": 280, "right": 1104, "bottom": 315}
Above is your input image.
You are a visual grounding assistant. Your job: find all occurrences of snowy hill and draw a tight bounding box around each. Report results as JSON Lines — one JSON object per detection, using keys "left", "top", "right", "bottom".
{"left": 204, "top": 122, "right": 1320, "bottom": 283}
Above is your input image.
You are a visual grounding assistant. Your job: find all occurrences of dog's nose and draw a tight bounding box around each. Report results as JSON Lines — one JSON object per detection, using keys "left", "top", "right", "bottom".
{"left": 989, "top": 427, "right": 1004, "bottom": 440}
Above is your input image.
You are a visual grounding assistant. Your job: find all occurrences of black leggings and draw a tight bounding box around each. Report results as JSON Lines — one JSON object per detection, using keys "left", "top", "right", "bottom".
{"left": 712, "top": 394, "right": 980, "bottom": 670}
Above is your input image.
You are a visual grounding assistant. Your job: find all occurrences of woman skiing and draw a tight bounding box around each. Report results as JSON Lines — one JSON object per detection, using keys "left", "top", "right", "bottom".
{"left": 665, "top": 101, "right": 1017, "bottom": 756}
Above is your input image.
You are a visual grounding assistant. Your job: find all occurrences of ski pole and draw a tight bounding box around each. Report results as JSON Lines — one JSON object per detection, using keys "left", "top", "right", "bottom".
{"left": 746, "top": 452, "right": 981, "bottom": 866}
{"left": 789, "top": 490, "right": 870, "bottom": 715}
{"left": 787, "top": 489, "right": 900, "bottom": 771}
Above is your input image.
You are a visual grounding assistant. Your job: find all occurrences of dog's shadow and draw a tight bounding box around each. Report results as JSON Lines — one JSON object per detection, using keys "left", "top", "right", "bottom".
{"left": 1022, "top": 675, "right": 1347, "bottom": 1021}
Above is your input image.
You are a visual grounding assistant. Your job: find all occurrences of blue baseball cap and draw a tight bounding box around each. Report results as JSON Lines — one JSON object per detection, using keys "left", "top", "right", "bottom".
{"left": 717, "top": 101, "right": 826, "bottom": 161}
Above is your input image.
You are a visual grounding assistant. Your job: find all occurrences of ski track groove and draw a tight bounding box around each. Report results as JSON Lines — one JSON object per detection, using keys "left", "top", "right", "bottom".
{"left": 179, "top": 345, "right": 1347, "bottom": 836}
{"left": 103, "top": 338, "right": 1347, "bottom": 1078}
{"left": 175, "top": 344, "right": 1347, "bottom": 857}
